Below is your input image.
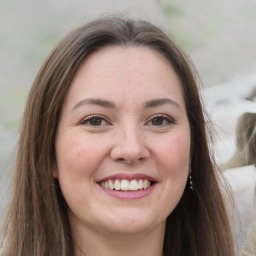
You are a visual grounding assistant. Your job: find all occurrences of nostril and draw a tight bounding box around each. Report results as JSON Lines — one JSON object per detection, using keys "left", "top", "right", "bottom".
{"left": 116, "top": 157, "right": 125, "bottom": 162}
{"left": 110, "top": 139, "right": 150, "bottom": 163}
{"left": 115, "top": 156, "right": 145, "bottom": 165}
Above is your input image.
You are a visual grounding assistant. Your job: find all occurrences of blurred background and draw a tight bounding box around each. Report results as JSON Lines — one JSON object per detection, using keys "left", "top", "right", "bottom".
{"left": 0, "top": 0, "right": 256, "bottom": 215}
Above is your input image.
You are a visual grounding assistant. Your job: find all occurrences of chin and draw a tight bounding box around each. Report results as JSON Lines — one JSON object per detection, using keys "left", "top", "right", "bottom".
{"left": 98, "top": 209, "right": 166, "bottom": 236}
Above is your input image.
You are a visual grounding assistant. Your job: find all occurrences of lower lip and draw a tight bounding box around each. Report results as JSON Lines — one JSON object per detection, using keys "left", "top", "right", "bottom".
{"left": 98, "top": 183, "right": 156, "bottom": 200}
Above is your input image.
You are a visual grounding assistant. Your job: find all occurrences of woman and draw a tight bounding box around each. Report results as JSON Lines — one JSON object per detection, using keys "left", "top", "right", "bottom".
{"left": 0, "top": 16, "right": 235, "bottom": 256}
{"left": 222, "top": 112, "right": 256, "bottom": 255}
{"left": 223, "top": 112, "right": 256, "bottom": 170}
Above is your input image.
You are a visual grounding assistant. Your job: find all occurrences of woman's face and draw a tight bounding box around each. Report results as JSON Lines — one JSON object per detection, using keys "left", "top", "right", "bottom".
{"left": 54, "top": 46, "right": 191, "bottom": 238}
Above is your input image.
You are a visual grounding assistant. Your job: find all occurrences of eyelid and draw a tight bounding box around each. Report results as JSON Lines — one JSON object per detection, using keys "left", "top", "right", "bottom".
{"left": 146, "top": 114, "right": 175, "bottom": 126}
{"left": 79, "top": 113, "right": 174, "bottom": 127}
{"left": 80, "top": 115, "right": 111, "bottom": 126}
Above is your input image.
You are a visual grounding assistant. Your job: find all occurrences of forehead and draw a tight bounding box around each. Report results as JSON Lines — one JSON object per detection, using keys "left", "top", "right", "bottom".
{"left": 65, "top": 46, "right": 185, "bottom": 110}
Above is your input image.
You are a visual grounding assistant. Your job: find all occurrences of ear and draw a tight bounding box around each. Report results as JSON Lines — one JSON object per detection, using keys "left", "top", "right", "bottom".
{"left": 52, "top": 166, "right": 59, "bottom": 178}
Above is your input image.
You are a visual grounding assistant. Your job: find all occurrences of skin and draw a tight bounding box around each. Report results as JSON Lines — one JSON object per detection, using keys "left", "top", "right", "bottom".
{"left": 54, "top": 46, "right": 191, "bottom": 256}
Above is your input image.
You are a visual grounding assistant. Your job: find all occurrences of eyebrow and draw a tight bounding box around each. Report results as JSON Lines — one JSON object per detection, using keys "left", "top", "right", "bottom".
{"left": 144, "top": 98, "right": 182, "bottom": 109}
{"left": 72, "top": 97, "right": 182, "bottom": 111}
{"left": 72, "top": 98, "right": 116, "bottom": 110}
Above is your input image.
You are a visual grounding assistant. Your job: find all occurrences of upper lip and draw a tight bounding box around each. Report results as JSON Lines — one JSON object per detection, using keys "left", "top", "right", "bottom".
{"left": 97, "top": 173, "right": 157, "bottom": 183}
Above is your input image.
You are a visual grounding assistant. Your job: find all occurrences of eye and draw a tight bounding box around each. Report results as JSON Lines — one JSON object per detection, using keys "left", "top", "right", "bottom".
{"left": 81, "top": 115, "right": 109, "bottom": 126}
{"left": 148, "top": 115, "right": 174, "bottom": 126}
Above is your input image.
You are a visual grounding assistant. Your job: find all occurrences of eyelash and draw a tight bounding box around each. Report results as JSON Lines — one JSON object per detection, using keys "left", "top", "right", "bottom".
{"left": 80, "top": 115, "right": 109, "bottom": 126}
{"left": 147, "top": 114, "right": 174, "bottom": 127}
{"left": 80, "top": 114, "right": 174, "bottom": 127}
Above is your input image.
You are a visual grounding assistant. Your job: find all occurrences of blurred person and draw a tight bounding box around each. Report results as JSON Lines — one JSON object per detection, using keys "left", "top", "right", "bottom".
{"left": 223, "top": 112, "right": 256, "bottom": 255}
{"left": 223, "top": 112, "right": 256, "bottom": 170}
{"left": 0, "top": 16, "right": 235, "bottom": 256}
{"left": 246, "top": 87, "right": 256, "bottom": 102}
{"left": 242, "top": 196, "right": 256, "bottom": 256}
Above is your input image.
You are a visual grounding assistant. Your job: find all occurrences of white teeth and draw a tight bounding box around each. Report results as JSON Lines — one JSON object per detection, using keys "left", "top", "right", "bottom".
{"left": 109, "top": 180, "right": 114, "bottom": 190}
{"left": 121, "top": 179, "right": 130, "bottom": 190}
{"left": 130, "top": 180, "right": 138, "bottom": 190}
{"left": 115, "top": 180, "right": 121, "bottom": 190}
{"left": 143, "top": 179, "right": 148, "bottom": 189}
{"left": 138, "top": 179, "right": 143, "bottom": 189}
{"left": 100, "top": 179, "right": 151, "bottom": 191}
{"left": 104, "top": 180, "right": 109, "bottom": 189}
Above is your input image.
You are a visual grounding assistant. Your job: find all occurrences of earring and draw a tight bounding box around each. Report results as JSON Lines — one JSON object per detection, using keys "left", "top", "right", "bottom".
{"left": 189, "top": 175, "right": 194, "bottom": 190}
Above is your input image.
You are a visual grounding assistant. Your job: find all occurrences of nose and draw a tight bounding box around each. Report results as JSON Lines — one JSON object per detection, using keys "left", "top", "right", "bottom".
{"left": 110, "top": 125, "right": 150, "bottom": 164}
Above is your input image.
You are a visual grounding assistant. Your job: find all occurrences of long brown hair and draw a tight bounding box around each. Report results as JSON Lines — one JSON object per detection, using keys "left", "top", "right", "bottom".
{"left": 0, "top": 16, "right": 235, "bottom": 256}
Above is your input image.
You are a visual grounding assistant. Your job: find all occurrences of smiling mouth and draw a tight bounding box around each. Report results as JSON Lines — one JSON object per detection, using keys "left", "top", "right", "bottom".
{"left": 99, "top": 179, "right": 152, "bottom": 191}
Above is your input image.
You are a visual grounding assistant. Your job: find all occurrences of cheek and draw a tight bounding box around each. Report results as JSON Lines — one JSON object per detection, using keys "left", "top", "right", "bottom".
{"left": 150, "top": 133, "right": 190, "bottom": 218}
{"left": 155, "top": 132, "right": 191, "bottom": 173}
{"left": 56, "top": 133, "right": 106, "bottom": 179}
{"left": 55, "top": 134, "right": 106, "bottom": 205}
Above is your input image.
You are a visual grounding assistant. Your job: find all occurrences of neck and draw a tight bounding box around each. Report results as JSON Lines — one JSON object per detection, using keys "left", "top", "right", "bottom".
{"left": 72, "top": 222, "right": 165, "bottom": 256}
